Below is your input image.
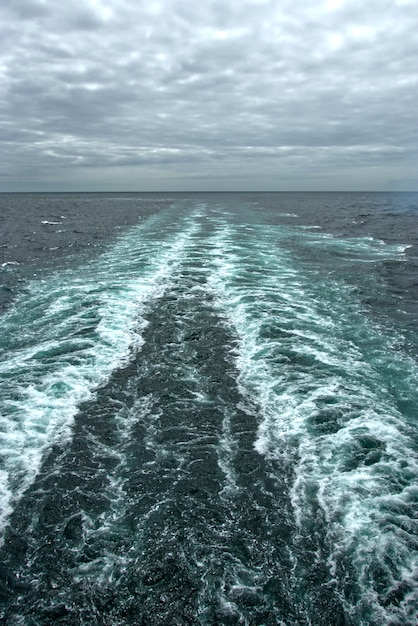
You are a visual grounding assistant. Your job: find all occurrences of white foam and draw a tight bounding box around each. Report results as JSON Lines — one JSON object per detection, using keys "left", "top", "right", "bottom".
{"left": 0, "top": 210, "right": 201, "bottom": 542}
{"left": 217, "top": 407, "right": 238, "bottom": 496}
{"left": 307, "top": 231, "right": 410, "bottom": 260}
{"left": 205, "top": 218, "right": 418, "bottom": 622}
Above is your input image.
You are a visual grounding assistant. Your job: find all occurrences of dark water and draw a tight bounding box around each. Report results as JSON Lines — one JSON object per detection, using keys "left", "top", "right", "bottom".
{"left": 0, "top": 192, "right": 417, "bottom": 625}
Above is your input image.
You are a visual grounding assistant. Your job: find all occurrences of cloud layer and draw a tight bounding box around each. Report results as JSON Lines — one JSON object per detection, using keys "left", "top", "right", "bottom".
{"left": 1, "top": 0, "right": 417, "bottom": 190}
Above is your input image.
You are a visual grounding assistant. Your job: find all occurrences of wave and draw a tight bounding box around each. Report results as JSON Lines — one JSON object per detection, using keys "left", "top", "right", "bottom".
{"left": 206, "top": 216, "right": 418, "bottom": 624}
{"left": 0, "top": 206, "right": 200, "bottom": 542}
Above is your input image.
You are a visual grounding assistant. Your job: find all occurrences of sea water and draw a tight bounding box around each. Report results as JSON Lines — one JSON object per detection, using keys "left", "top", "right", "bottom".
{"left": 0, "top": 192, "right": 417, "bottom": 625}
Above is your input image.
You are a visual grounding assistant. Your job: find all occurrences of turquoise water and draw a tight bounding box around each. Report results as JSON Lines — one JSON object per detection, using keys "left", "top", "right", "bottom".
{"left": 0, "top": 193, "right": 417, "bottom": 624}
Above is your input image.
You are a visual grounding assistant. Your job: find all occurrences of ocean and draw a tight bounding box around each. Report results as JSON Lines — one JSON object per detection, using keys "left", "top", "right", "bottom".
{"left": 0, "top": 192, "right": 417, "bottom": 625}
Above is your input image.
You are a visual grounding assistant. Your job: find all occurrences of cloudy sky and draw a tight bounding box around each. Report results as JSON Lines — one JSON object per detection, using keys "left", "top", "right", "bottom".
{"left": 1, "top": 0, "right": 417, "bottom": 191}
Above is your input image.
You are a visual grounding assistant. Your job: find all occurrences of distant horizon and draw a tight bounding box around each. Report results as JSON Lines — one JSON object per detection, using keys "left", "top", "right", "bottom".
{"left": 1, "top": 189, "right": 417, "bottom": 194}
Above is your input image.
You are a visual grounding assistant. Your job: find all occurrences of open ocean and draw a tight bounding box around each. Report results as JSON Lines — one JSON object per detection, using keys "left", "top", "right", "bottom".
{"left": 0, "top": 191, "right": 417, "bottom": 625}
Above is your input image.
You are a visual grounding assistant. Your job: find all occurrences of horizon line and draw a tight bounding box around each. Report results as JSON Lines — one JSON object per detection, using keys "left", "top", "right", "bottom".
{"left": 1, "top": 189, "right": 417, "bottom": 194}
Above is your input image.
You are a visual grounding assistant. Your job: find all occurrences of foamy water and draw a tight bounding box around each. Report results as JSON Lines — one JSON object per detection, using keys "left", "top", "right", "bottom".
{"left": 0, "top": 193, "right": 417, "bottom": 624}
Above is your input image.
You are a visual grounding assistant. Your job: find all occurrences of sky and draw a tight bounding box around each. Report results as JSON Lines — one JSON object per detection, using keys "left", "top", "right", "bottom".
{"left": 0, "top": 0, "right": 417, "bottom": 192}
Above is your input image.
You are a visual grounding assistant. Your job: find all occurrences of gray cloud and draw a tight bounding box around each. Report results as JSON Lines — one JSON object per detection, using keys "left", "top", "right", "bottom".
{"left": 0, "top": 0, "right": 417, "bottom": 190}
